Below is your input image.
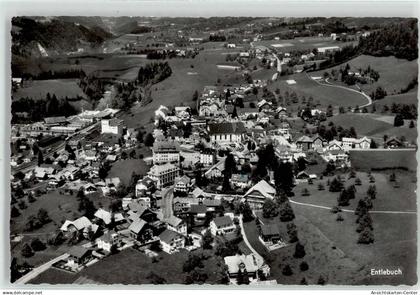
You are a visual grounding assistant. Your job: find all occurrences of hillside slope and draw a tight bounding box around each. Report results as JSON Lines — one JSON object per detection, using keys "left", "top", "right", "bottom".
{"left": 11, "top": 17, "right": 113, "bottom": 57}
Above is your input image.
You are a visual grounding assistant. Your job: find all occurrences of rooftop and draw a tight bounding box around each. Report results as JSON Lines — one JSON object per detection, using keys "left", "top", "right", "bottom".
{"left": 159, "top": 229, "right": 182, "bottom": 244}
{"left": 213, "top": 215, "right": 234, "bottom": 228}
{"left": 208, "top": 122, "right": 246, "bottom": 135}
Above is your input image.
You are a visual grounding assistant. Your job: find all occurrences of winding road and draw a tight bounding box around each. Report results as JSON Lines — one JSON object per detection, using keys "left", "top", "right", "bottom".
{"left": 306, "top": 73, "right": 373, "bottom": 108}
{"left": 238, "top": 215, "right": 264, "bottom": 268}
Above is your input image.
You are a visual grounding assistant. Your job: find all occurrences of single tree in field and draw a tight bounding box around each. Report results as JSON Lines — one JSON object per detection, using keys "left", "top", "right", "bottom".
{"left": 394, "top": 114, "right": 404, "bottom": 127}
{"left": 358, "top": 227, "right": 374, "bottom": 244}
{"left": 354, "top": 177, "right": 362, "bottom": 186}
{"left": 279, "top": 201, "right": 295, "bottom": 222}
{"left": 262, "top": 199, "right": 279, "bottom": 218}
{"left": 30, "top": 238, "right": 46, "bottom": 251}
{"left": 11, "top": 206, "right": 20, "bottom": 218}
{"left": 367, "top": 185, "right": 377, "bottom": 199}
{"left": 329, "top": 177, "right": 343, "bottom": 192}
{"left": 370, "top": 140, "right": 378, "bottom": 149}
{"left": 409, "top": 120, "right": 415, "bottom": 128}
{"left": 294, "top": 242, "right": 306, "bottom": 258}
{"left": 355, "top": 199, "right": 368, "bottom": 220}
{"left": 282, "top": 264, "right": 293, "bottom": 276}
{"left": 364, "top": 196, "right": 373, "bottom": 210}
{"left": 121, "top": 151, "right": 128, "bottom": 160}
{"left": 347, "top": 185, "right": 356, "bottom": 199}
{"left": 146, "top": 271, "right": 167, "bottom": 284}
{"left": 336, "top": 214, "right": 344, "bottom": 222}
{"left": 317, "top": 183, "right": 325, "bottom": 191}
{"left": 389, "top": 172, "right": 396, "bottom": 182}
{"left": 21, "top": 243, "right": 34, "bottom": 258}
{"left": 356, "top": 212, "right": 373, "bottom": 233}
{"left": 202, "top": 229, "right": 213, "bottom": 249}
{"left": 300, "top": 261, "right": 309, "bottom": 272}
{"left": 37, "top": 208, "right": 51, "bottom": 225}
{"left": 287, "top": 223, "right": 299, "bottom": 243}
{"left": 301, "top": 188, "right": 310, "bottom": 196}
{"left": 240, "top": 202, "right": 254, "bottom": 222}
{"left": 337, "top": 189, "right": 350, "bottom": 206}
{"left": 317, "top": 275, "right": 327, "bottom": 285}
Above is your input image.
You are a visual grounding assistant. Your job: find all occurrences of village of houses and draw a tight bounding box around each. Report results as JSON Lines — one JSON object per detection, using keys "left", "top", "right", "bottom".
{"left": 9, "top": 72, "right": 398, "bottom": 286}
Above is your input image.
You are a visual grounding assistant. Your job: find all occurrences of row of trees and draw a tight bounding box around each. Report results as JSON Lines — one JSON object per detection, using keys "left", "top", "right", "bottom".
{"left": 137, "top": 62, "right": 172, "bottom": 86}
{"left": 78, "top": 75, "right": 106, "bottom": 102}
{"left": 111, "top": 82, "right": 141, "bottom": 110}
{"left": 12, "top": 94, "right": 79, "bottom": 123}
{"left": 19, "top": 69, "right": 86, "bottom": 81}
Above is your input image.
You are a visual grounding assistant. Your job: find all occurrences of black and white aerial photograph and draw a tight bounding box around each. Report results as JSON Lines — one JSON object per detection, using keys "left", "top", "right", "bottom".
{"left": 2, "top": 0, "right": 419, "bottom": 292}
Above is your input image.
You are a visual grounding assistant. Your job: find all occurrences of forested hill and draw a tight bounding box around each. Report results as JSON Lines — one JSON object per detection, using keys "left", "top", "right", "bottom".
{"left": 11, "top": 17, "right": 113, "bottom": 57}
{"left": 358, "top": 19, "right": 418, "bottom": 61}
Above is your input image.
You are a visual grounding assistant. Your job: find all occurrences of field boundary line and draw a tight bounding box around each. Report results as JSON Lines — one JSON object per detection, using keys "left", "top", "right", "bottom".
{"left": 289, "top": 199, "right": 417, "bottom": 215}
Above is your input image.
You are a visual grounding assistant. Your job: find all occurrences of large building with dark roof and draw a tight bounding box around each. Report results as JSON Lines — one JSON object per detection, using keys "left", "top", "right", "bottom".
{"left": 207, "top": 122, "right": 246, "bottom": 144}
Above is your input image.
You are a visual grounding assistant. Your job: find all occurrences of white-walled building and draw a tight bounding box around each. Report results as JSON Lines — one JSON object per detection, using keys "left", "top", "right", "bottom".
{"left": 101, "top": 118, "right": 124, "bottom": 136}
{"left": 152, "top": 140, "right": 180, "bottom": 164}
{"left": 147, "top": 163, "right": 180, "bottom": 189}
{"left": 210, "top": 215, "right": 236, "bottom": 236}
{"left": 159, "top": 229, "right": 185, "bottom": 254}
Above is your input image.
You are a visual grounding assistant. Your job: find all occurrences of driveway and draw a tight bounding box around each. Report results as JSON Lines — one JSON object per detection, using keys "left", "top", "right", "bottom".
{"left": 239, "top": 214, "right": 264, "bottom": 268}
{"left": 15, "top": 253, "right": 70, "bottom": 284}
{"left": 161, "top": 187, "right": 174, "bottom": 219}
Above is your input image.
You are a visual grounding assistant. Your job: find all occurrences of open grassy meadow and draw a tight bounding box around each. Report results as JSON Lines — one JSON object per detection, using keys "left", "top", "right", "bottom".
{"left": 293, "top": 171, "right": 417, "bottom": 212}
{"left": 13, "top": 79, "right": 87, "bottom": 100}
{"left": 312, "top": 55, "right": 418, "bottom": 95}
{"left": 268, "top": 73, "right": 369, "bottom": 108}
{"left": 12, "top": 79, "right": 92, "bottom": 111}
{"left": 29, "top": 268, "right": 78, "bottom": 285}
{"left": 289, "top": 170, "right": 417, "bottom": 285}
{"left": 373, "top": 89, "right": 418, "bottom": 109}
{"left": 243, "top": 214, "right": 364, "bottom": 285}
{"left": 326, "top": 113, "right": 418, "bottom": 143}
{"left": 349, "top": 150, "right": 417, "bottom": 172}
{"left": 31, "top": 247, "right": 226, "bottom": 285}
